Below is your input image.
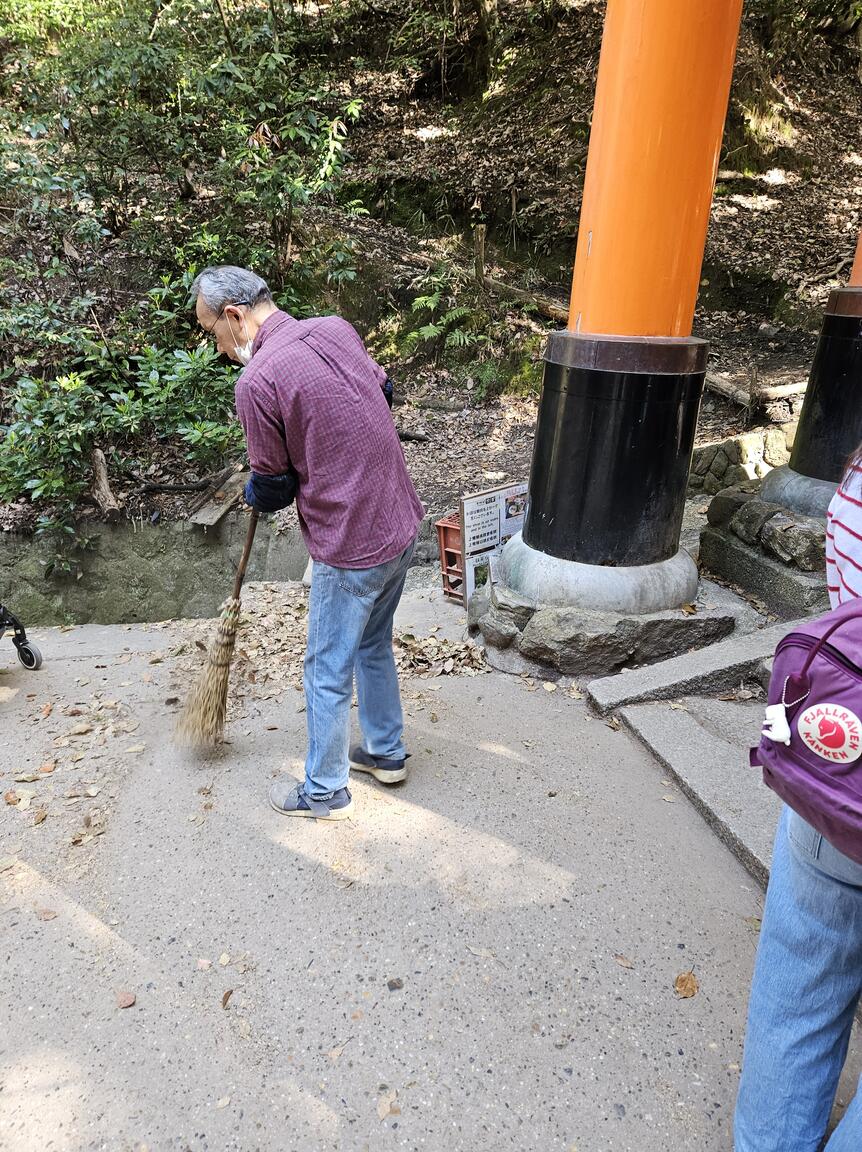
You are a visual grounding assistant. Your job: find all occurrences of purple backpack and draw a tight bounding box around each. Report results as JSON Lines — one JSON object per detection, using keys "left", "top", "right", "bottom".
{"left": 752, "top": 599, "right": 862, "bottom": 864}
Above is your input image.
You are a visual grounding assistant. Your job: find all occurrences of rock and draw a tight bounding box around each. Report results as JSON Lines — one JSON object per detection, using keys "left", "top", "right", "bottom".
{"left": 725, "top": 463, "right": 759, "bottom": 486}
{"left": 737, "top": 432, "right": 766, "bottom": 466}
{"left": 478, "top": 605, "right": 519, "bottom": 650}
{"left": 515, "top": 604, "right": 736, "bottom": 677}
{"left": 691, "top": 446, "right": 716, "bottom": 476}
{"left": 729, "top": 499, "right": 783, "bottom": 545}
{"left": 764, "top": 427, "right": 791, "bottom": 468}
{"left": 711, "top": 450, "right": 729, "bottom": 479}
{"left": 467, "top": 587, "right": 491, "bottom": 632}
{"left": 707, "top": 486, "right": 760, "bottom": 528}
{"left": 490, "top": 584, "right": 536, "bottom": 631}
{"left": 760, "top": 513, "right": 826, "bottom": 572}
{"left": 704, "top": 472, "right": 725, "bottom": 496}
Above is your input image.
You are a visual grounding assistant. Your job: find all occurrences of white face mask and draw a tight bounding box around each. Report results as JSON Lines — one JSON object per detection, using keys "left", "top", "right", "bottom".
{"left": 228, "top": 313, "right": 254, "bottom": 366}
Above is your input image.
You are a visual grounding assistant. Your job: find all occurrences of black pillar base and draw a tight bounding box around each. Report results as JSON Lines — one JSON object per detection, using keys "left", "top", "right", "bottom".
{"left": 523, "top": 332, "right": 707, "bottom": 567}
{"left": 790, "top": 288, "right": 862, "bottom": 484}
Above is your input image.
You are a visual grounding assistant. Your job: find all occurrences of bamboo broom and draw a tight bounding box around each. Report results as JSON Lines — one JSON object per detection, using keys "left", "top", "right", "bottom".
{"left": 177, "top": 510, "right": 259, "bottom": 746}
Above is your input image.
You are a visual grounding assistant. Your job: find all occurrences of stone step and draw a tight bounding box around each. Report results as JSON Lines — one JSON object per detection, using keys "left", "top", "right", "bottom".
{"left": 621, "top": 697, "right": 781, "bottom": 887}
{"left": 587, "top": 618, "right": 802, "bottom": 714}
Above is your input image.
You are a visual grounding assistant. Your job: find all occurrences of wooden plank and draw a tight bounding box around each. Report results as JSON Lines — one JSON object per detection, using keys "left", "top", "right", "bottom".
{"left": 188, "top": 471, "right": 250, "bottom": 527}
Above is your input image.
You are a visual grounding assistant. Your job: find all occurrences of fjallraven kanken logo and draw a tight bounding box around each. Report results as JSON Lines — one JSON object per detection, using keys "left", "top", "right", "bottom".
{"left": 797, "top": 704, "right": 862, "bottom": 763}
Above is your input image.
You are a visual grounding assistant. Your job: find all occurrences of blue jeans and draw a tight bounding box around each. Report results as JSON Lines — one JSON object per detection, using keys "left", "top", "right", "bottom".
{"left": 303, "top": 540, "right": 414, "bottom": 798}
{"left": 735, "top": 807, "right": 862, "bottom": 1152}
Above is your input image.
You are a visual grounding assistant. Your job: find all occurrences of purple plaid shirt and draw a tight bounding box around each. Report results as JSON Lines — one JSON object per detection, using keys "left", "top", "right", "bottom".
{"left": 235, "top": 310, "right": 424, "bottom": 568}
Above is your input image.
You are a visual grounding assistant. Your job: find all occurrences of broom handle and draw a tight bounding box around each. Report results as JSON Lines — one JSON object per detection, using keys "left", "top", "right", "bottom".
{"left": 232, "top": 510, "right": 260, "bottom": 601}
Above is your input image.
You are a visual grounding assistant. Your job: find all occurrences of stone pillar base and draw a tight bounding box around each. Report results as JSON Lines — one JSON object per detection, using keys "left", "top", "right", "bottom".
{"left": 497, "top": 531, "right": 699, "bottom": 615}
{"left": 759, "top": 465, "right": 836, "bottom": 519}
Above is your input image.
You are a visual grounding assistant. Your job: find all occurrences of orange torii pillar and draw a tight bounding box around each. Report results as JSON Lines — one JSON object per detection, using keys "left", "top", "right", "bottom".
{"left": 500, "top": 0, "right": 744, "bottom": 612}
{"left": 763, "top": 227, "right": 862, "bottom": 515}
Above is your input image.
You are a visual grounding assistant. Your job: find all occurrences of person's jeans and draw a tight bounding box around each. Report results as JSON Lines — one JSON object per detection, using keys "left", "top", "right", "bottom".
{"left": 735, "top": 807, "right": 862, "bottom": 1152}
{"left": 302, "top": 540, "right": 415, "bottom": 798}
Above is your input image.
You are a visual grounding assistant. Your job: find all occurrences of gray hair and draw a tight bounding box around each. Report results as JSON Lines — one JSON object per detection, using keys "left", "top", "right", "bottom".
{"left": 190, "top": 265, "right": 271, "bottom": 314}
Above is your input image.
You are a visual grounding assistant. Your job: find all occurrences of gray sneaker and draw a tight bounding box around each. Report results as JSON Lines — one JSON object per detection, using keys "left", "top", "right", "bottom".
{"left": 349, "top": 745, "right": 409, "bottom": 785}
{"left": 269, "top": 779, "right": 354, "bottom": 820}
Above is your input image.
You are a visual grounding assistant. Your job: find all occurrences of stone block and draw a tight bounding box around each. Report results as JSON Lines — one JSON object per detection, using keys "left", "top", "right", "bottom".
{"left": 729, "top": 499, "right": 783, "bottom": 545}
{"left": 737, "top": 431, "right": 766, "bottom": 466}
{"left": 691, "top": 446, "right": 715, "bottom": 476}
{"left": 704, "top": 472, "right": 725, "bottom": 496}
{"left": 707, "top": 486, "right": 760, "bottom": 527}
{"left": 725, "top": 462, "right": 759, "bottom": 485}
{"left": 711, "top": 450, "right": 729, "bottom": 479}
{"left": 764, "top": 427, "right": 791, "bottom": 467}
{"left": 699, "top": 525, "right": 829, "bottom": 618}
{"left": 760, "top": 513, "right": 826, "bottom": 572}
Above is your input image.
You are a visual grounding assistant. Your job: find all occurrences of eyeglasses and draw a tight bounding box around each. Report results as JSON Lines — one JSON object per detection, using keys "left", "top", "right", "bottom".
{"left": 204, "top": 299, "right": 252, "bottom": 335}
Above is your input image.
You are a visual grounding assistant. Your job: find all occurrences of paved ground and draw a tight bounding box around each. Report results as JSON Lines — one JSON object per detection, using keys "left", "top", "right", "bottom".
{"left": 0, "top": 576, "right": 855, "bottom": 1151}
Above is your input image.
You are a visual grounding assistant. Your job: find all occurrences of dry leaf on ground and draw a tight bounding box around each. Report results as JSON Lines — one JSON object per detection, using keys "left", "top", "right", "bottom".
{"left": 377, "top": 1088, "right": 399, "bottom": 1121}
{"left": 674, "top": 970, "right": 699, "bottom": 999}
{"left": 467, "top": 945, "right": 495, "bottom": 960}
{"left": 614, "top": 954, "right": 635, "bottom": 969}
{"left": 221, "top": 989, "right": 234, "bottom": 1009}
{"left": 35, "top": 908, "right": 57, "bottom": 921}
{"left": 216, "top": 1096, "right": 230, "bottom": 1109}
{"left": 116, "top": 990, "right": 136, "bottom": 1009}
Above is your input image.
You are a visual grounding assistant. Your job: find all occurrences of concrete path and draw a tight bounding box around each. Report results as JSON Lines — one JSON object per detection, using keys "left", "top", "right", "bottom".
{"left": 0, "top": 578, "right": 850, "bottom": 1152}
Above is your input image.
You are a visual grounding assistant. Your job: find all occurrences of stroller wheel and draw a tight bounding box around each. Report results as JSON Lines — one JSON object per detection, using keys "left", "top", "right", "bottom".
{"left": 17, "top": 642, "right": 43, "bottom": 671}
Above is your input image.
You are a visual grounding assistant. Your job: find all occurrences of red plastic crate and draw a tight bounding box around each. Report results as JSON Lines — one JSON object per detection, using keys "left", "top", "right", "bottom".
{"left": 435, "top": 512, "right": 463, "bottom": 602}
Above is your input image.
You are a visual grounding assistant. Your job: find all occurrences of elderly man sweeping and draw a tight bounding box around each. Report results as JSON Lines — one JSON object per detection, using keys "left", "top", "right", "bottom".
{"left": 191, "top": 265, "right": 424, "bottom": 820}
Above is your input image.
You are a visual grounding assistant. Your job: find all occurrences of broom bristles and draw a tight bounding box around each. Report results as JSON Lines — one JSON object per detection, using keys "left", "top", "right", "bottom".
{"left": 177, "top": 597, "right": 242, "bottom": 746}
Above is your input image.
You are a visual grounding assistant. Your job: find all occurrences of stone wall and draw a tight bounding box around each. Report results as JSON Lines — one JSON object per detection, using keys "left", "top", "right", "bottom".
{"left": 0, "top": 515, "right": 310, "bottom": 626}
{"left": 688, "top": 428, "right": 793, "bottom": 496}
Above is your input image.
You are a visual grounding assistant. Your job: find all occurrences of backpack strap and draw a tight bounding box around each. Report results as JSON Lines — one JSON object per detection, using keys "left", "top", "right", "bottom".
{"left": 788, "top": 604, "right": 862, "bottom": 704}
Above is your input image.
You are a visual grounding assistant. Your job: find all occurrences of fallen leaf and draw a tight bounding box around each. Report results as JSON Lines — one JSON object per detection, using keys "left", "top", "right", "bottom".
{"left": 35, "top": 907, "right": 57, "bottom": 921}
{"left": 216, "top": 1096, "right": 230, "bottom": 1109}
{"left": 39, "top": 761, "right": 56, "bottom": 775}
{"left": 33, "top": 808, "right": 48, "bottom": 826}
{"left": 669, "top": 701, "right": 687, "bottom": 711}
{"left": 387, "top": 977, "right": 404, "bottom": 991}
{"left": 124, "top": 744, "right": 146, "bottom": 754}
{"left": 14, "top": 773, "right": 39, "bottom": 783}
{"left": 116, "top": 990, "right": 136, "bottom": 1009}
{"left": 674, "top": 970, "right": 699, "bottom": 999}
{"left": 568, "top": 686, "right": 584, "bottom": 700}
{"left": 614, "top": 954, "right": 635, "bottom": 969}
{"left": 85, "top": 786, "right": 100, "bottom": 798}
{"left": 680, "top": 603, "right": 697, "bottom": 616}
{"left": 377, "top": 1087, "right": 398, "bottom": 1120}
{"left": 41, "top": 703, "right": 53, "bottom": 719}
{"left": 542, "top": 682, "right": 557, "bottom": 693}
{"left": 328, "top": 1040, "right": 350, "bottom": 1062}
{"left": 4, "top": 791, "right": 19, "bottom": 806}
{"left": 69, "top": 722, "right": 92, "bottom": 736}
{"left": 219, "top": 952, "right": 231, "bottom": 966}
{"left": 467, "top": 945, "right": 495, "bottom": 960}
{"left": 606, "top": 716, "right": 621, "bottom": 731}
{"left": 221, "top": 988, "right": 234, "bottom": 1009}
{"left": 744, "top": 916, "right": 762, "bottom": 932}
{"left": 430, "top": 712, "right": 439, "bottom": 723}
{"left": 662, "top": 796, "right": 675, "bottom": 804}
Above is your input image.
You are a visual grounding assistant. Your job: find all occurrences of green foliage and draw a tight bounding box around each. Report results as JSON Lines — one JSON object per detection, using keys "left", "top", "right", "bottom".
{"left": 0, "top": 0, "right": 362, "bottom": 517}
{"left": 402, "top": 265, "right": 489, "bottom": 359}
